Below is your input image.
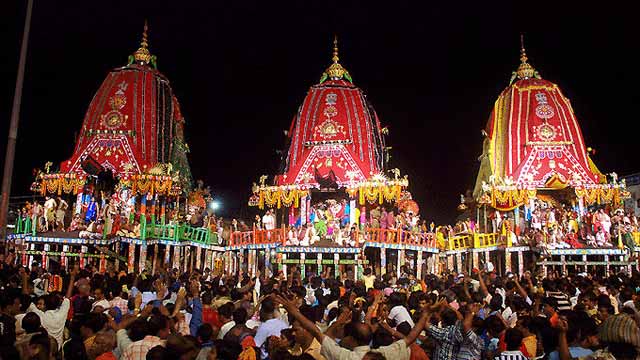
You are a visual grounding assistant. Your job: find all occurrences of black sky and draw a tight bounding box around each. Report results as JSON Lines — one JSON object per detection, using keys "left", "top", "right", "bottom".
{"left": 1, "top": 1, "right": 638, "bottom": 224}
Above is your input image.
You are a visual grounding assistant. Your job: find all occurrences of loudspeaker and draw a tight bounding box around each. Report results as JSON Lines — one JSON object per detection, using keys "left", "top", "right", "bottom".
{"left": 81, "top": 156, "right": 104, "bottom": 175}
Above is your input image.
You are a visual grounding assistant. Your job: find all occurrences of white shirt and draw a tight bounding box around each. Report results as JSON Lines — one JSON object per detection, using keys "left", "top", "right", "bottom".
{"left": 27, "top": 298, "right": 70, "bottom": 349}
{"left": 44, "top": 199, "right": 56, "bottom": 210}
{"left": 623, "top": 300, "right": 636, "bottom": 311}
{"left": 388, "top": 305, "right": 415, "bottom": 327}
{"left": 321, "top": 337, "right": 410, "bottom": 360}
{"left": 92, "top": 299, "right": 111, "bottom": 311}
{"left": 218, "top": 320, "right": 236, "bottom": 339}
{"left": 263, "top": 214, "right": 275, "bottom": 230}
{"left": 254, "top": 318, "right": 288, "bottom": 359}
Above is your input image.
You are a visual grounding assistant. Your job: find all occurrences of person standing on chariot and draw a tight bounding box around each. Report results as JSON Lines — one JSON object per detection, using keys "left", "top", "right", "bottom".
{"left": 547, "top": 207, "right": 557, "bottom": 229}
{"left": 359, "top": 206, "right": 366, "bottom": 230}
{"left": 253, "top": 214, "right": 262, "bottom": 230}
{"left": 369, "top": 206, "right": 381, "bottom": 229}
{"left": 313, "top": 206, "right": 327, "bottom": 239}
{"left": 301, "top": 222, "right": 315, "bottom": 246}
{"left": 43, "top": 196, "right": 57, "bottom": 231}
{"left": 328, "top": 221, "right": 340, "bottom": 245}
{"left": 263, "top": 209, "right": 276, "bottom": 241}
{"left": 101, "top": 200, "right": 116, "bottom": 235}
{"left": 492, "top": 210, "right": 502, "bottom": 233}
{"left": 340, "top": 199, "right": 350, "bottom": 228}
{"left": 600, "top": 209, "right": 612, "bottom": 235}
{"left": 594, "top": 222, "right": 608, "bottom": 247}
{"left": 85, "top": 197, "right": 99, "bottom": 223}
{"left": 55, "top": 197, "right": 68, "bottom": 231}
{"left": 30, "top": 200, "right": 42, "bottom": 231}
{"left": 263, "top": 209, "right": 275, "bottom": 230}
{"left": 286, "top": 227, "right": 299, "bottom": 246}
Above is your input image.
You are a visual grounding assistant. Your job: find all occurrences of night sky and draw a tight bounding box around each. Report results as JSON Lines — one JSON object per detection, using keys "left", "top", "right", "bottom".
{"left": 1, "top": 1, "right": 638, "bottom": 224}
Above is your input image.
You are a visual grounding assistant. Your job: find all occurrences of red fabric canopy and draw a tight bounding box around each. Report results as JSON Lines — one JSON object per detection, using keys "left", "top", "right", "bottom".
{"left": 277, "top": 79, "right": 385, "bottom": 187}
{"left": 59, "top": 64, "right": 184, "bottom": 179}
{"left": 482, "top": 77, "right": 602, "bottom": 189}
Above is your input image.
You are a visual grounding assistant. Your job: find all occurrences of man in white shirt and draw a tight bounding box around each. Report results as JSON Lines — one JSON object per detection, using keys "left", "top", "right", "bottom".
{"left": 216, "top": 302, "right": 236, "bottom": 339}
{"left": 388, "top": 303, "right": 415, "bottom": 328}
{"left": 263, "top": 210, "right": 276, "bottom": 231}
{"left": 254, "top": 298, "right": 288, "bottom": 359}
{"left": 43, "top": 196, "right": 57, "bottom": 231}
{"left": 23, "top": 265, "right": 77, "bottom": 349}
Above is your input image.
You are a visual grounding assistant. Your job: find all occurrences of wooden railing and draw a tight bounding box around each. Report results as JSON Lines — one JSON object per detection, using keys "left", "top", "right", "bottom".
{"left": 448, "top": 234, "right": 473, "bottom": 251}
{"left": 228, "top": 227, "right": 287, "bottom": 246}
{"left": 474, "top": 233, "right": 499, "bottom": 248}
{"left": 227, "top": 227, "right": 438, "bottom": 248}
{"left": 12, "top": 216, "right": 218, "bottom": 245}
{"left": 359, "top": 228, "right": 437, "bottom": 247}
{"left": 144, "top": 223, "right": 218, "bottom": 244}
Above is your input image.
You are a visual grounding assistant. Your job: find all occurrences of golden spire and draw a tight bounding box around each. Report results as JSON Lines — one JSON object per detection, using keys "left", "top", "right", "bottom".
{"left": 332, "top": 36, "right": 340, "bottom": 64}
{"left": 516, "top": 34, "right": 536, "bottom": 79}
{"left": 133, "top": 21, "right": 152, "bottom": 65}
{"left": 321, "top": 35, "right": 351, "bottom": 82}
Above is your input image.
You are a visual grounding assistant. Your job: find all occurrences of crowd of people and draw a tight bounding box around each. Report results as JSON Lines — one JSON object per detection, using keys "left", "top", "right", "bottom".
{"left": 1, "top": 245, "right": 639, "bottom": 360}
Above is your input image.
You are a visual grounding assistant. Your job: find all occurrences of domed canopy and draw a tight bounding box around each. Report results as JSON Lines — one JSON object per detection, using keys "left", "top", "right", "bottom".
{"left": 474, "top": 40, "right": 613, "bottom": 209}
{"left": 251, "top": 39, "right": 407, "bottom": 209}
{"left": 44, "top": 24, "right": 192, "bottom": 195}
{"left": 276, "top": 38, "right": 386, "bottom": 188}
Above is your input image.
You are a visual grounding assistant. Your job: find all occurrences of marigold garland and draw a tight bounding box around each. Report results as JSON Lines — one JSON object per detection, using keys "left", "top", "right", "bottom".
{"left": 258, "top": 188, "right": 308, "bottom": 209}
{"left": 575, "top": 187, "right": 623, "bottom": 205}
{"left": 40, "top": 174, "right": 86, "bottom": 195}
{"left": 490, "top": 188, "right": 537, "bottom": 211}
{"left": 129, "top": 175, "right": 173, "bottom": 196}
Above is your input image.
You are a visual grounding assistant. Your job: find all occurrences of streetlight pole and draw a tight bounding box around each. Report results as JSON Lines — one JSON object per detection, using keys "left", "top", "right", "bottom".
{"left": 0, "top": 0, "right": 35, "bottom": 249}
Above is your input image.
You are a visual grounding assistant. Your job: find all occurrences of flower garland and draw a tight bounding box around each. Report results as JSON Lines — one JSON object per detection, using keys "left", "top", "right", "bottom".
{"left": 259, "top": 188, "right": 309, "bottom": 209}
{"left": 40, "top": 174, "right": 86, "bottom": 195}
{"left": 129, "top": 175, "right": 173, "bottom": 196}
{"left": 490, "top": 188, "right": 537, "bottom": 211}
{"left": 357, "top": 184, "right": 403, "bottom": 205}
{"left": 574, "top": 187, "right": 624, "bottom": 205}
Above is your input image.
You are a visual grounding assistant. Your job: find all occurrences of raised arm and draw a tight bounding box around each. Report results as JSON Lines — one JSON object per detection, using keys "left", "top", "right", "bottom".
{"left": 238, "top": 277, "right": 255, "bottom": 294}
{"left": 402, "top": 310, "right": 430, "bottom": 346}
{"left": 462, "top": 276, "right": 473, "bottom": 303}
{"left": 275, "top": 294, "right": 324, "bottom": 342}
{"left": 463, "top": 303, "right": 480, "bottom": 333}
{"left": 513, "top": 276, "right": 529, "bottom": 300}
{"left": 557, "top": 317, "right": 575, "bottom": 360}
{"left": 20, "top": 267, "right": 29, "bottom": 295}
{"left": 364, "top": 293, "right": 384, "bottom": 325}
{"left": 325, "top": 307, "right": 353, "bottom": 340}
{"left": 477, "top": 270, "right": 489, "bottom": 297}
{"left": 188, "top": 281, "right": 202, "bottom": 336}
{"left": 66, "top": 265, "right": 79, "bottom": 299}
{"left": 447, "top": 301, "right": 464, "bottom": 321}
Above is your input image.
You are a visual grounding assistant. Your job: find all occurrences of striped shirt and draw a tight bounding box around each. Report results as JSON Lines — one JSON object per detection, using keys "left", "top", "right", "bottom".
{"left": 546, "top": 291, "right": 572, "bottom": 311}
{"left": 456, "top": 329, "right": 483, "bottom": 360}
{"left": 426, "top": 321, "right": 463, "bottom": 360}
{"left": 494, "top": 350, "right": 528, "bottom": 360}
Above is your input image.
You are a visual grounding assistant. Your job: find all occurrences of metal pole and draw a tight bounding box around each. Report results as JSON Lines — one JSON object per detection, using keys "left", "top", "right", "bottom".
{"left": 1, "top": 0, "right": 34, "bottom": 251}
